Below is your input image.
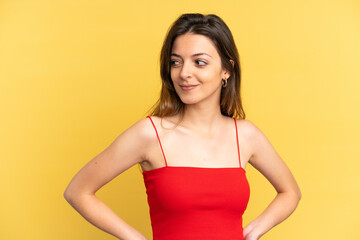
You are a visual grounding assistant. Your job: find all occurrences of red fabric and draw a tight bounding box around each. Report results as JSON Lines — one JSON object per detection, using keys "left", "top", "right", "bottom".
{"left": 143, "top": 116, "right": 250, "bottom": 240}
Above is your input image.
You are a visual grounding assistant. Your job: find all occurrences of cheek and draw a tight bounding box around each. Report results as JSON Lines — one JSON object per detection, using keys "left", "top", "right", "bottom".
{"left": 200, "top": 68, "right": 222, "bottom": 84}
{"left": 170, "top": 69, "right": 179, "bottom": 82}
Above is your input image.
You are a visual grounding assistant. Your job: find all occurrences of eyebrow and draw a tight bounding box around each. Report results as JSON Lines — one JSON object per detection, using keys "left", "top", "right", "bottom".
{"left": 171, "top": 53, "right": 213, "bottom": 58}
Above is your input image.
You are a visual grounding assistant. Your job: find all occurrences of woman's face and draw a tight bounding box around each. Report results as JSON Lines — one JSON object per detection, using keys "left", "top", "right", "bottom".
{"left": 170, "top": 33, "right": 230, "bottom": 106}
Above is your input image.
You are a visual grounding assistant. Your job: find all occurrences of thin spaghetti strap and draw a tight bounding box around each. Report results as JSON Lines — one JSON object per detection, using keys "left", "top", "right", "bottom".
{"left": 233, "top": 118, "right": 242, "bottom": 168}
{"left": 146, "top": 116, "right": 168, "bottom": 167}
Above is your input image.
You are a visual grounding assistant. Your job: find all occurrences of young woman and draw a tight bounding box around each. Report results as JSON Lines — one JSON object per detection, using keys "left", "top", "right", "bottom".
{"left": 64, "top": 13, "right": 301, "bottom": 240}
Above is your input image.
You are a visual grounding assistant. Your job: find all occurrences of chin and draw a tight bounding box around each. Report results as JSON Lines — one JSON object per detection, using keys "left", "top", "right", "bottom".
{"left": 178, "top": 95, "right": 199, "bottom": 105}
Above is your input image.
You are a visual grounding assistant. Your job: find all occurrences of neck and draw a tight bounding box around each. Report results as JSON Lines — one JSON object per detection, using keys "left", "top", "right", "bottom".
{"left": 179, "top": 99, "right": 225, "bottom": 135}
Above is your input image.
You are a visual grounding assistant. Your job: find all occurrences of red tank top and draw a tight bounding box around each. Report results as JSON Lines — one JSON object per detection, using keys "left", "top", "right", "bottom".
{"left": 143, "top": 116, "right": 250, "bottom": 240}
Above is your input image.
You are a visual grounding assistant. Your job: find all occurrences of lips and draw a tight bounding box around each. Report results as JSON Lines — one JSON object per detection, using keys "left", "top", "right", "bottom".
{"left": 179, "top": 84, "right": 199, "bottom": 91}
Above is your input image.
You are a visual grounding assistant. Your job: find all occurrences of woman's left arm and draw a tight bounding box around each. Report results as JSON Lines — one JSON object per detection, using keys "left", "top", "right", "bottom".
{"left": 242, "top": 120, "right": 302, "bottom": 240}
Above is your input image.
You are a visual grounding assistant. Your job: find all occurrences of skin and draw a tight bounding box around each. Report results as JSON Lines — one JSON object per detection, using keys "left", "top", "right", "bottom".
{"left": 64, "top": 33, "right": 301, "bottom": 240}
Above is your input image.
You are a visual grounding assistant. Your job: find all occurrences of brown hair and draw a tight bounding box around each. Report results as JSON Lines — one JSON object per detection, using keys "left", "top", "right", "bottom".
{"left": 148, "top": 13, "right": 245, "bottom": 120}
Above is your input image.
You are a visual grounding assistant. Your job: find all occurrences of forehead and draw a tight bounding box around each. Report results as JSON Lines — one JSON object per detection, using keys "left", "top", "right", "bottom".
{"left": 171, "top": 33, "right": 219, "bottom": 57}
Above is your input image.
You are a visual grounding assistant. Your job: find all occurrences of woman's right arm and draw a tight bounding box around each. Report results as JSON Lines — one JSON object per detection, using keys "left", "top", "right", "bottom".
{"left": 63, "top": 117, "right": 153, "bottom": 240}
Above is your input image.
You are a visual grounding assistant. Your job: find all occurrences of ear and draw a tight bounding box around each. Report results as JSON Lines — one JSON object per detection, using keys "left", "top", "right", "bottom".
{"left": 222, "top": 59, "right": 234, "bottom": 79}
{"left": 229, "top": 59, "right": 235, "bottom": 68}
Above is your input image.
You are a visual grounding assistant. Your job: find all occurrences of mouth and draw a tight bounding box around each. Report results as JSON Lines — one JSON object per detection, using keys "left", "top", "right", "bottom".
{"left": 179, "top": 84, "right": 199, "bottom": 91}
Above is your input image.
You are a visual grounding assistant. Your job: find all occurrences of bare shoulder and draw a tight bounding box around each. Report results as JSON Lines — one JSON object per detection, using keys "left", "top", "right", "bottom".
{"left": 235, "top": 118, "right": 263, "bottom": 140}
{"left": 63, "top": 116, "right": 160, "bottom": 197}
{"left": 235, "top": 118, "right": 269, "bottom": 164}
{"left": 110, "top": 116, "right": 158, "bottom": 163}
{"left": 237, "top": 118, "right": 301, "bottom": 198}
{"left": 125, "top": 116, "right": 155, "bottom": 142}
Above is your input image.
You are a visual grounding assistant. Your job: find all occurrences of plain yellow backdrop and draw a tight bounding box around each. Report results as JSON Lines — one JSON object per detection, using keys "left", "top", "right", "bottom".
{"left": 1, "top": 0, "right": 359, "bottom": 239}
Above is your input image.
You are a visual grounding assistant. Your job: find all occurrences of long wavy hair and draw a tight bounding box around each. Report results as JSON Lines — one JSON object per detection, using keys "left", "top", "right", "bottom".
{"left": 148, "top": 13, "right": 246, "bottom": 120}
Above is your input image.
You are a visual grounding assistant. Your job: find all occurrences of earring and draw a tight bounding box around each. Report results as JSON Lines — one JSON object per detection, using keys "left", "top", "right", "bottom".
{"left": 222, "top": 78, "right": 228, "bottom": 88}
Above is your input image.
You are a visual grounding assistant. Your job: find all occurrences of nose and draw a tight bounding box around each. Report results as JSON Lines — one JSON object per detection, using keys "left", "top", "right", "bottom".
{"left": 179, "top": 61, "right": 192, "bottom": 80}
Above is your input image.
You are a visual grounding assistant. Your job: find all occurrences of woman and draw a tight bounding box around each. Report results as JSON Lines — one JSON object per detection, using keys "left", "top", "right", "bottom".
{"left": 64, "top": 13, "right": 301, "bottom": 240}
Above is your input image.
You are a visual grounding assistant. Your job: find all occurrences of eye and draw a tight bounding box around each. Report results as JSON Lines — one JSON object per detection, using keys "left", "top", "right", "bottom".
{"left": 170, "top": 59, "right": 180, "bottom": 66}
{"left": 196, "top": 60, "right": 207, "bottom": 66}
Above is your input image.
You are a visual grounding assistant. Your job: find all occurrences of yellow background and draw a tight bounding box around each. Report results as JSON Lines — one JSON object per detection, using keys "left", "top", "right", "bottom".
{"left": 1, "top": 0, "right": 359, "bottom": 239}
